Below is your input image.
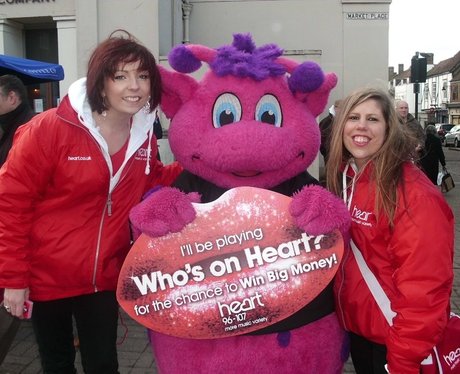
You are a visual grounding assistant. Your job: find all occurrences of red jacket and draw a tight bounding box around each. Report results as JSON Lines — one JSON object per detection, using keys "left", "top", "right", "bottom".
{"left": 334, "top": 161, "right": 454, "bottom": 374}
{"left": 0, "top": 80, "right": 181, "bottom": 301}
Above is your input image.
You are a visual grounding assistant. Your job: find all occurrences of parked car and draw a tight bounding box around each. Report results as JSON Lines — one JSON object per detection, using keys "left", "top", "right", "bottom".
{"left": 435, "top": 123, "right": 455, "bottom": 143}
{"left": 444, "top": 124, "right": 460, "bottom": 147}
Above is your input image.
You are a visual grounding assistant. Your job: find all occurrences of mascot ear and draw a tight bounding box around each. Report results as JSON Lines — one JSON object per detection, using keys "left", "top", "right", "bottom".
{"left": 296, "top": 73, "right": 338, "bottom": 117}
{"left": 159, "top": 65, "right": 199, "bottom": 119}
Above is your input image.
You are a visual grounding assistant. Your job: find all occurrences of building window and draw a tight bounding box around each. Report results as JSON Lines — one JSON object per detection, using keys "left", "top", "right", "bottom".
{"left": 430, "top": 81, "right": 437, "bottom": 106}
{"left": 442, "top": 80, "right": 448, "bottom": 100}
{"left": 452, "top": 83, "right": 458, "bottom": 102}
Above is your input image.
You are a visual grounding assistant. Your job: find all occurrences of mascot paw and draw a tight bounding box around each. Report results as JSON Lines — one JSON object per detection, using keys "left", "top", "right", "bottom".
{"left": 290, "top": 185, "right": 350, "bottom": 236}
{"left": 130, "top": 187, "right": 200, "bottom": 238}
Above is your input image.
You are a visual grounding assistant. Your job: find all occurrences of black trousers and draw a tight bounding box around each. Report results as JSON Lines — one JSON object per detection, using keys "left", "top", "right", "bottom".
{"left": 31, "top": 291, "right": 119, "bottom": 374}
{"left": 350, "top": 333, "right": 388, "bottom": 374}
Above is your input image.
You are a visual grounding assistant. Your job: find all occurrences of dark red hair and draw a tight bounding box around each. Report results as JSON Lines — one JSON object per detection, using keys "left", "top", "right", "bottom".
{"left": 86, "top": 29, "right": 161, "bottom": 114}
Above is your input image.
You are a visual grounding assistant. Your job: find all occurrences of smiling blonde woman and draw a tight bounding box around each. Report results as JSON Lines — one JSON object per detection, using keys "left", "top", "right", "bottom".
{"left": 327, "top": 88, "right": 454, "bottom": 374}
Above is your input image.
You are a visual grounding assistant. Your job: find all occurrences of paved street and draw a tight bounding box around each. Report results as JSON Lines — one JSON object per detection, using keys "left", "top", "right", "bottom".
{"left": 1, "top": 148, "right": 459, "bottom": 374}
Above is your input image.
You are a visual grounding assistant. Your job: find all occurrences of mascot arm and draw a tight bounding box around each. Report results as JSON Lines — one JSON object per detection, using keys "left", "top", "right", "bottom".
{"left": 290, "top": 185, "right": 350, "bottom": 236}
{"left": 129, "top": 187, "right": 200, "bottom": 239}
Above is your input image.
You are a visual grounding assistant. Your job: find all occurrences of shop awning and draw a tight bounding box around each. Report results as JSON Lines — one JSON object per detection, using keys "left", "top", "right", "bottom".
{"left": 0, "top": 54, "right": 64, "bottom": 85}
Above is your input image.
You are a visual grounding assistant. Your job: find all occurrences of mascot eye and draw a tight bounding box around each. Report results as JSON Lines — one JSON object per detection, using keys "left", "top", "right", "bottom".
{"left": 212, "top": 93, "right": 242, "bottom": 128}
{"left": 255, "top": 94, "right": 282, "bottom": 127}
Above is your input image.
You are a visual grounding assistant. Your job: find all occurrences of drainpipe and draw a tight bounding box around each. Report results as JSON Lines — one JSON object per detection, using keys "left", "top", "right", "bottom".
{"left": 182, "top": 0, "right": 192, "bottom": 44}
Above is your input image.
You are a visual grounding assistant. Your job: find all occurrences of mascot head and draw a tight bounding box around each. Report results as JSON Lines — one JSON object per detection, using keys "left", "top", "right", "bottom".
{"left": 160, "top": 33, "right": 337, "bottom": 189}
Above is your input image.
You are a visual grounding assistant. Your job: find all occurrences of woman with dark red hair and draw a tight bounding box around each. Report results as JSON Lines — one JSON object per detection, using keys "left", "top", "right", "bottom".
{"left": 0, "top": 30, "right": 181, "bottom": 373}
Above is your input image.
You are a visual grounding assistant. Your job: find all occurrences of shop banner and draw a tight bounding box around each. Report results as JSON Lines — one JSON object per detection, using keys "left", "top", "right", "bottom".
{"left": 0, "top": 54, "right": 64, "bottom": 85}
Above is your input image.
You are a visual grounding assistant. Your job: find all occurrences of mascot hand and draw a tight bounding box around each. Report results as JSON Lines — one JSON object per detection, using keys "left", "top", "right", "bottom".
{"left": 130, "top": 187, "right": 200, "bottom": 238}
{"left": 290, "top": 185, "right": 350, "bottom": 236}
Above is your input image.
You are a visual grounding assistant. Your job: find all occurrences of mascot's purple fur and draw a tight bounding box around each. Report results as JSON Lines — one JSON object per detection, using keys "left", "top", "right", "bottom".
{"left": 129, "top": 34, "right": 351, "bottom": 374}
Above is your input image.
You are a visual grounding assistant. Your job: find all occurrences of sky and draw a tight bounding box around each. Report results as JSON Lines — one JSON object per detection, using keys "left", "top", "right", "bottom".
{"left": 388, "top": 0, "right": 459, "bottom": 69}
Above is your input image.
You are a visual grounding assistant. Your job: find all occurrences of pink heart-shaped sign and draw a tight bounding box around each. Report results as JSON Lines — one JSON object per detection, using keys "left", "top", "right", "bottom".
{"left": 117, "top": 186, "right": 343, "bottom": 339}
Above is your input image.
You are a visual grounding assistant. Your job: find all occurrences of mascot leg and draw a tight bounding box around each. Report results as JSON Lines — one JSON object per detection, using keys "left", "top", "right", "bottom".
{"left": 149, "top": 313, "right": 349, "bottom": 374}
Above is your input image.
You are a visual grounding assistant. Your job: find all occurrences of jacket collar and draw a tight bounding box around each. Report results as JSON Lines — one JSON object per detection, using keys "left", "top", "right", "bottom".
{"left": 57, "top": 78, "right": 157, "bottom": 191}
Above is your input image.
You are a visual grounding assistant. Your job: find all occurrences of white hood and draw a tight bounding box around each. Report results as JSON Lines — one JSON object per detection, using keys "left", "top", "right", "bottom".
{"left": 67, "top": 78, "right": 156, "bottom": 192}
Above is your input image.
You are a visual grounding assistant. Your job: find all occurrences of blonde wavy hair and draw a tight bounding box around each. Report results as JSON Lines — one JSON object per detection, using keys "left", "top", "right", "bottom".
{"left": 325, "top": 88, "right": 417, "bottom": 226}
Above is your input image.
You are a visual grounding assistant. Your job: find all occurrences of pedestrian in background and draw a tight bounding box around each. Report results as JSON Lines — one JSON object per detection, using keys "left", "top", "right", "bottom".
{"left": 420, "top": 124, "right": 446, "bottom": 185}
{"left": 395, "top": 100, "right": 425, "bottom": 161}
{"left": 327, "top": 88, "right": 454, "bottom": 374}
{"left": 0, "top": 30, "right": 181, "bottom": 373}
{"left": 319, "top": 99, "right": 342, "bottom": 163}
{"left": 0, "top": 74, "right": 34, "bottom": 167}
{"left": 153, "top": 109, "right": 163, "bottom": 160}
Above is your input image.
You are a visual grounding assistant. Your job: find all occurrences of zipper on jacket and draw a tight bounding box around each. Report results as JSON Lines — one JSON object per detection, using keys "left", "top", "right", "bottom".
{"left": 107, "top": 193, "right": 113, "bottom": 216}
{"left": 336, "top": 249, "right": 350, "bottom": 330}
{"left": 58, "top": 110, "right": 141, "bottom": 292}
{"left": 93, "top": 203, "right": 107, "bottom": 291}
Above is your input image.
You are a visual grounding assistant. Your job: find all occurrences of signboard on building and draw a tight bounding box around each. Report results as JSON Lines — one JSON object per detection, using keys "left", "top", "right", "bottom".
{"left": 0, "top": 0, "right": 55, "bottom": 5}
{"left": 346, "top": 12, "right": 388, "bottom": 20}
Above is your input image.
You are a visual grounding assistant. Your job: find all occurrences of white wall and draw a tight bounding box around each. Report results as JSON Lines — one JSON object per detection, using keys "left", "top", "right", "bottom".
{"left": 0, "top": 19, "right": 24, "bottom": 56}
{"left": 184, "top": 0, "right": 391, "bottom": 112}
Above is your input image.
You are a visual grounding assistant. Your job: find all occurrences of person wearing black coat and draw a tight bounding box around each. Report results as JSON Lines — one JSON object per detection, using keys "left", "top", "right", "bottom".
{"left": 420, "top": 124, "right": 446, "bottom": 185}
{"left": 0, "top": 75, "right": 34, "bottom": 167}
{"left": 153, "top": 110, "right": 163, "bottom": 160}
{"left": 319, "top": 99, "right": 342, "bottom": 163}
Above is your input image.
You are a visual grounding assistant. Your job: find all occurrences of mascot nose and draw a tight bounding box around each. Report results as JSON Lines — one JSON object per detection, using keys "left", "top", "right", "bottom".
{"left": 219, "top": 122, "right": 279, "bottom": 148}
